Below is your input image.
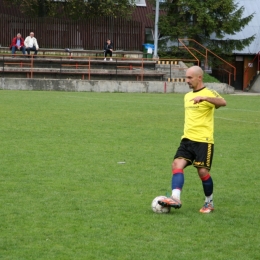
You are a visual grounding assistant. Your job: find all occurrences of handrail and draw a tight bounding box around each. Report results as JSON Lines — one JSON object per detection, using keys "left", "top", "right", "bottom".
{"left": 179, "top": 46, "right": 234, "bottom": 85}
{"left": 244, "top": 51, "right": 260, "bottom": 90}
{"left": 179, "top": 47, "right": 205, "bottom": 59}
{"left": 178, "top": 38, "right": 237, "bottom": 84}
{"left": 178, "top": 39, "right": 200, "bottom": 66}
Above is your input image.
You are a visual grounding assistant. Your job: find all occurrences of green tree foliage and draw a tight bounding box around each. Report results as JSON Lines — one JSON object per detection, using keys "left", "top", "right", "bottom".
{"left": 3, "top": 0, "right": 136, "bottom": 19}
{"left": 153, "top": 0, "right": 255, "bottom": 56}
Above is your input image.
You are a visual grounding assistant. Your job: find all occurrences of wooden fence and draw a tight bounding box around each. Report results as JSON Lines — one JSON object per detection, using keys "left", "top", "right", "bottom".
{"left": 0, "top": 14, "right": 144, "bottom": 51}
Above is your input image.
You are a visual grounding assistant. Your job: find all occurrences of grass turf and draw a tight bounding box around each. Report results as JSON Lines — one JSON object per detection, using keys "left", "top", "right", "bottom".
{"left": 0, "top": 91, "right": 259, "bottom": 260}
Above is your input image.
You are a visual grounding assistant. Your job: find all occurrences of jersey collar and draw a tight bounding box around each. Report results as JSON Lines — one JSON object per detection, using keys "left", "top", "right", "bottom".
{"left": 193, "top": 87, "right": 206, "bottom": 93}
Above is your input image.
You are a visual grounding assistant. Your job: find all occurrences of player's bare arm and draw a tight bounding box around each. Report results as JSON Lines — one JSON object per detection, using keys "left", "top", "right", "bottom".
{"left": 190, "top": 96, "right": 226, "bottom": 108}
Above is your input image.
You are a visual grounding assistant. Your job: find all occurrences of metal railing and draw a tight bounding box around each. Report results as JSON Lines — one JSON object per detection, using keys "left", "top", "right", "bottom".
{"left": 0, "top": 54, "right": 157, "bottom": 81}
{"left": 178, "top": 39, "right": 236, "bottom": 85}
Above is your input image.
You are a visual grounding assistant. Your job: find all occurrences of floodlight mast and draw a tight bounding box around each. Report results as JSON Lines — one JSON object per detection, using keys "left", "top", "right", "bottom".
{"left": 153, "top": 0, "right": 159, "bottom": 59}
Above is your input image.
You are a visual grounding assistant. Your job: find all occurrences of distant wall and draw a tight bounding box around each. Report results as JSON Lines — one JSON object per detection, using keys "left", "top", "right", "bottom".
{"left": 0, "top": 78, "right": 235, "bottom": 94}
{"left": 250, "top": 74, "right": 260, "bottom": 93}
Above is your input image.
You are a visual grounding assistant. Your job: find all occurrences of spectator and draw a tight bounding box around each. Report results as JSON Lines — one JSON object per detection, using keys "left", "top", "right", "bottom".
{"left": 9, "top": 33, "right": 26, "bottom": 56}
{"left": 104, "top": 39, "right": 113, "bottom": 61}
{"left": 24, "top": 32, "right": 39, "bottom": 56}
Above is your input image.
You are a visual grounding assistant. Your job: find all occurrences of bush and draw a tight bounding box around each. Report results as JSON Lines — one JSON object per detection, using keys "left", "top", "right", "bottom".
{"left": 203, "top": 72, "right": 220, "bottom": 83}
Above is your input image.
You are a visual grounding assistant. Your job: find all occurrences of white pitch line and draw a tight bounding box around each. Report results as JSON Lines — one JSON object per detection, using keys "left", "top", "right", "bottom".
{"left": 220, "top": 108, "right": 260, "bottom": 113}
{"left": 215, "top": 116, "right": 260, "bottom": 124}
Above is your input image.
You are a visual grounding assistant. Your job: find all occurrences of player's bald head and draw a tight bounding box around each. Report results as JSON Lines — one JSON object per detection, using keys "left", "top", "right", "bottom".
{"left": 185, "top": 66, "right": 204, "bottom": 90}
{"left": 187, "top": 66, "right": 204, "bottom": 77}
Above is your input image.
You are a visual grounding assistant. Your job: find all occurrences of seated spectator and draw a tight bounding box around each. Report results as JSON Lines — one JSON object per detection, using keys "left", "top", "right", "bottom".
{"left": 104, "top": 39, "right": 113, "bottom": 61}
{"left": 9, "top": 33, "right": 26, "bottom": 56}
{"left": 24, "top": 32, "right": 39, "bottom": 56}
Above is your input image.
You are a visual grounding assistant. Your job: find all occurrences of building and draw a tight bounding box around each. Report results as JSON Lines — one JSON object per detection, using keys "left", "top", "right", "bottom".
{"left": 226, "top": 0, "right": 260, "bottom": 90}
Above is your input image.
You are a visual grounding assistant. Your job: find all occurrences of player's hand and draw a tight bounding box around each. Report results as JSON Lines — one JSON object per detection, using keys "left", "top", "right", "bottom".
{"left": 190, "top": 96, "right": 206, "bottom": 104}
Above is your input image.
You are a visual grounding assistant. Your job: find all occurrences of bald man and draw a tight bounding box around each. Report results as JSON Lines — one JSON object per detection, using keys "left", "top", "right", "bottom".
{"left": 24, "top": 32, "right": 39, "bottom": 56}
{"left": 158, "top": 66, "right": 227, "bottom": 213}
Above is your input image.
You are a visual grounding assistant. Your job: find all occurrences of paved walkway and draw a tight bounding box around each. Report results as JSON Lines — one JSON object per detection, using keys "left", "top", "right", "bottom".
{"left": 232, "top": 90, "right": 260, "bottom": 95}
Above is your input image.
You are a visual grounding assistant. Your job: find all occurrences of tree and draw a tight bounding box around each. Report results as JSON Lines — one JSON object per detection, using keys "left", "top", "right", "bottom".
{"left": 3, "top": 0, "right": 136, "bottom": 19}
{"left": 151, "top": 0, "right": 255, "bottom": 57}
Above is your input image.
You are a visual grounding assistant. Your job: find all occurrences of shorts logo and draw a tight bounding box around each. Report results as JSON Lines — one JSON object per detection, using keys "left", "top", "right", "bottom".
{"left": 194, "top": 162, "right": 205, "bottom": 166}
{"left": 206, "top": 144, "right": 212, "bottom": 167}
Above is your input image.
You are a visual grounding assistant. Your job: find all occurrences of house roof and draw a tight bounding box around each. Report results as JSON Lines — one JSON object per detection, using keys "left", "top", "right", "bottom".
{"left": 132, "top": 1, "right": 163, "bottom": 28}
{"left": 222, "top": 0, "right": 260, "bottom": 55}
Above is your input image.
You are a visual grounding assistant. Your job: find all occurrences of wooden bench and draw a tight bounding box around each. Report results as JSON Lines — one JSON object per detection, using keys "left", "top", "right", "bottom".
{"left": 0, "top": 54, "right": 164, "bottom": 80}
{"left": 61, "top": 64, "right": 90, "bottom": 69}
{"left": 41, "top": 49, "right": 143, "bottom": 58}
{"left": 116, "top": 65, "right": 143, "bottom": 70}
{"left": 0, "top": 66, "right": 165, "bottom": 81}
{"left": 4, "top": 62, "right": 31, "bottom": 67}
{"left": 0, "top": 47, "right": 143, "bottom": 58}
{"left": 3, "top": 61, "right": 31, "bottom": 77}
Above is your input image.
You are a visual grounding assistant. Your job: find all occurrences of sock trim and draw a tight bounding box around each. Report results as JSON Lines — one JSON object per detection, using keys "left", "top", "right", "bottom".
{"left": 172, "top": 169, "right": 184, "bottom": 174}
{"left": 200, "top": 173, "right": 211, "bottom": 181}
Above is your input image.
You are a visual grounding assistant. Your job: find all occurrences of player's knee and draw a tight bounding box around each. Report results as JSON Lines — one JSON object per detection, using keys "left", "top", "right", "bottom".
{"left": 172, "top": 158, "right": 186, "bottom": 170}
{"left": 197, "top": 167, "right": 209, "bottom": 178}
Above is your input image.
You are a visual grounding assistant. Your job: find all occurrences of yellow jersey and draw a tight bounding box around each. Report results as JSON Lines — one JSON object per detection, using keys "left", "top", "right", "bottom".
{"left": 182, "top": 87, "right": 222, "bottom": 144}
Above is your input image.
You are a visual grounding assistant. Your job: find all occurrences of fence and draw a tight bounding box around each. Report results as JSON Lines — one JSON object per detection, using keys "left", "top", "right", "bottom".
{"left": 0, "top": 14, "right": 144, "bottom": 51}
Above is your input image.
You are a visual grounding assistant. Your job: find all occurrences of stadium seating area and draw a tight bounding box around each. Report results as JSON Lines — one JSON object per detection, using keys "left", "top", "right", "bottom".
{"left": 0, "top": 47, "right": 189, "bottom": 81}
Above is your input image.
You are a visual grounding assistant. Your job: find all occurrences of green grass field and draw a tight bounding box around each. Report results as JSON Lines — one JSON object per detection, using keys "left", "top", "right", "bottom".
{"left": 0, "top": 90, "right": 259, "bottom": 260}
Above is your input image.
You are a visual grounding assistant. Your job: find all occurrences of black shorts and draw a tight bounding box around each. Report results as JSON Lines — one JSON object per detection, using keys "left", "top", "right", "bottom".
{"left": 174, "top": 138, "right": 214, "bottom": 170}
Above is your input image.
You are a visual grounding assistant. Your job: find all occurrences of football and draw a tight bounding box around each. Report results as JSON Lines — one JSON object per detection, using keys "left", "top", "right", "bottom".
{"left": 151, "top": 196, "right": 171, "bottom": 213}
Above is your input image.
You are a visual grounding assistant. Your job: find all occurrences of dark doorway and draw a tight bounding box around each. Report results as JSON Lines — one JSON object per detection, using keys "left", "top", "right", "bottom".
{"left": 233, "top": 61, "right": 244, "bottom": 90}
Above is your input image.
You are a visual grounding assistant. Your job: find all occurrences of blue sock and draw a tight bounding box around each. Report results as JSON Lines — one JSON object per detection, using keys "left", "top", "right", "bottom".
{"left": 171, "top": 169, "right": 184, "bottom": 190}
{"left": 201, "top": 174, "right": 213, "bottom": 197}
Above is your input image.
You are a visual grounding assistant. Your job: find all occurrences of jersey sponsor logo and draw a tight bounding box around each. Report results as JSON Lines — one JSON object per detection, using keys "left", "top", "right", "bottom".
{"left": 186, "top": 106, "right": 199, "bottom": 109}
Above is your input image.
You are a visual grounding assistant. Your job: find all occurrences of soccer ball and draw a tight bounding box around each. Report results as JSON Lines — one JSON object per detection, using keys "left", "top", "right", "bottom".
{"left": 151, "top": 196, "right": 171, "bottom": 213}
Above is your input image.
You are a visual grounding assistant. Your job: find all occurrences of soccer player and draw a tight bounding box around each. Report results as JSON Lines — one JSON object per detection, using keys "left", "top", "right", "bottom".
{"left": 158, "top": 65, "right": 226, "bottom": 213}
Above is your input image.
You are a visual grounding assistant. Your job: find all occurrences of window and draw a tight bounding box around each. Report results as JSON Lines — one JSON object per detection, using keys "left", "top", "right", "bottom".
{"left": 52, "top": 0, "right": 85, "bottom": 1}
{"left": 134, "top": 0, "right": 146, "bottom": 7}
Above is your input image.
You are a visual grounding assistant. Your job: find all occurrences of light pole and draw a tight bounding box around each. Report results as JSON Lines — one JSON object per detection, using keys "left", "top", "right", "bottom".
{"left": 153, "top": 0, "right": 159, "bottom": 59}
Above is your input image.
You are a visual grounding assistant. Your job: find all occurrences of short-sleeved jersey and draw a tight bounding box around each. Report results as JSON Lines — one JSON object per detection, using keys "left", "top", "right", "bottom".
{"left": 181, "top": 87, "right": 222, "bottom": 144}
